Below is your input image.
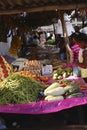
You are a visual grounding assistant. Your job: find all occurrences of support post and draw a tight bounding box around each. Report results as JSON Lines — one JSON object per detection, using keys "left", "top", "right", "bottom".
{"left": 60, "top": 12, "right": 73, "bottom": 63}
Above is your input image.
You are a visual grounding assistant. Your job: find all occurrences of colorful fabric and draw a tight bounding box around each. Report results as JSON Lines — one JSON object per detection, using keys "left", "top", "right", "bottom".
{"left": 8, "top": 36, "right": 22, "bottom": 57}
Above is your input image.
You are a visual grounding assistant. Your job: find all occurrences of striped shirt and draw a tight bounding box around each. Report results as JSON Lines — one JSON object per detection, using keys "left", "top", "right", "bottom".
{"left": 71, "top": 43, "right": 80, "bottom": 62}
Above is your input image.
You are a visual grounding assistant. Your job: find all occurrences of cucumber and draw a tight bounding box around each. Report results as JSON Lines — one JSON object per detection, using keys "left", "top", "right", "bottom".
{"left": 45, "top": 95, "right": 64, "bottom": 101}
{"left": 44, "top": 87, "right": 65, "bottom": 96}
{"left": 44, "top": 82, "right": 60, "bottom": 94}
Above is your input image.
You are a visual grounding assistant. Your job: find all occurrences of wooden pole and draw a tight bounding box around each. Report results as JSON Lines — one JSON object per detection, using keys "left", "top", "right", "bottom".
{"left": 60, "top": 12, "right": 73, "bottom": 63}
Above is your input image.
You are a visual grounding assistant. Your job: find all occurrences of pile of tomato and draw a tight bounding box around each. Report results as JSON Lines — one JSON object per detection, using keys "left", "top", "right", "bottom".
{"left": 0, "top": 56, "right": 12, "bottom": 82}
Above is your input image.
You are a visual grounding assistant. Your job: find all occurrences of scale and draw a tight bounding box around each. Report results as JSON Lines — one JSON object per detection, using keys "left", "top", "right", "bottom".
{"left": 11, "top": 58, "right": 28, "bottom": 71}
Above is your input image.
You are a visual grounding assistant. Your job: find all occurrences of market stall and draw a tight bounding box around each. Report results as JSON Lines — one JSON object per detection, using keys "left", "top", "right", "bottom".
{"left": 0, "top": 57, "right": 87, "bottom": 115}
{"left": 0, "top": 0, "right": 87, "bottom": 129}
{"left": 0, "top": 88, "right": 87, "bottom": 115}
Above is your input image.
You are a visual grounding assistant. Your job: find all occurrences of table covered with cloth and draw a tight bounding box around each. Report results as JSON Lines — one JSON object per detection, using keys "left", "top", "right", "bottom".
{"left": 0, "top": 76, "right": 87, "bottom": 115}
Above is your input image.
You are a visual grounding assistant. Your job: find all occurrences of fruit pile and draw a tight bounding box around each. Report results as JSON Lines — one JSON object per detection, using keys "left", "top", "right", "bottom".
{"left": 24, "top": 60, "right": 41, "bottom": 76}
{"left": 0, "top": 56, "right": 12, "bottom": 82}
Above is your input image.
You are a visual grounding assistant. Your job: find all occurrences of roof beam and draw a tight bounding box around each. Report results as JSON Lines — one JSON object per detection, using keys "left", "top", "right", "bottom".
{"left": 0, "top": 3, "right": 86, "bottom": 15}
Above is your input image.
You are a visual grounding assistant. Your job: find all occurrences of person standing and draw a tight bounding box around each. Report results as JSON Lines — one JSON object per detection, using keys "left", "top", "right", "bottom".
{"left": 73, "top": 32, "right": 87, "bottom": 83}
{"left": 6, "top": 29, "right": 23, "bottom": 63}
{"left": 69, "top": 33, "right": 80, "bottom": 63}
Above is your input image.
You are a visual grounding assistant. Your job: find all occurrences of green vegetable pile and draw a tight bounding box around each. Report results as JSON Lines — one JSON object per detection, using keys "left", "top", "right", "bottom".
{"left": 53, "top": 67, "right": 73, "bottom": 80}
{"left": 0, "top": 73, "right": 44, "bottom": 105}
{"left": 64, "top": 81, "right": 83, "bottom": 98}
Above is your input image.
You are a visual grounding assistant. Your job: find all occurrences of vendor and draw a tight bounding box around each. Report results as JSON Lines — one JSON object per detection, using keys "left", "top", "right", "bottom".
{"left": 73, "top": 32, "right": 87, "bottom": 83}
{"left": 69, "top": 33, "right": 80, "bottom": 62}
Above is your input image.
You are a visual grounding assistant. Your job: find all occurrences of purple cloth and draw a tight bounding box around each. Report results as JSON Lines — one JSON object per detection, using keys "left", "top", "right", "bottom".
{"left": 0, "top": 95, "right": 87, "bottom": 115}
{"left": 0, "top": 74, "right": 87, "bottom": 115}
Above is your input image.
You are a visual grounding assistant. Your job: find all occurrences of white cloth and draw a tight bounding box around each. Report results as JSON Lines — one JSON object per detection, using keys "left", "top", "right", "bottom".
{"left": 55, "top": 13, "right": 75, "bottom": 36}
{"left": 0, "top": 42, "right": 10, "bottom": 55}
{"left": 80, "top": 27, "right": 87, "bottom": 34}
{"left": 0, "top": 31, "right": 12, "bottom": 55}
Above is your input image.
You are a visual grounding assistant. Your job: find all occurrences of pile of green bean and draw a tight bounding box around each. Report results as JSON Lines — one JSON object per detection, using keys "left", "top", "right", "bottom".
{"left": 0, "top": 73, "right": 44, "bottom": 105}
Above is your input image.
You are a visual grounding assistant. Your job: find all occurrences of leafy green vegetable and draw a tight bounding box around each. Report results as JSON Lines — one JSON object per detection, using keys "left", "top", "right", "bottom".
{"left": 0, "top": 73, "right": 44, "bottom": 105}
{"left": 65, "top": 81, "right": 81, "bottom": 96}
